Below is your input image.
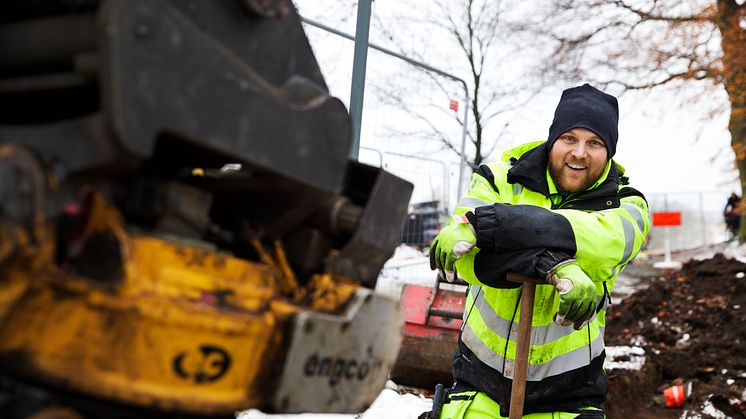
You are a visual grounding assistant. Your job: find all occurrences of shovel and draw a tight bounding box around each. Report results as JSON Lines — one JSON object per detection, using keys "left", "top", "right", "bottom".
{"left": 505, "top": 273, "right": 551, "bottom": 419}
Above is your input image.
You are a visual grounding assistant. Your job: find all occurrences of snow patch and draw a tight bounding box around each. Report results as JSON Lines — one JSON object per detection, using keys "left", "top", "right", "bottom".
{"left": 605, "top": 345, "right": 646, "bottom": 371}
{"left": 676, "top": 333, "right": 691, "bottom": 346}
{"left": 714, "top": 243, "right": 746, "bottom": 264}
{"left": 699, "top": 399, "right": 728, "bottom": 418}
{"left": 376, "top": 245, "right": 436, "bottom": 299}
{"left": 237, "top": 384, "right": 433, "bottom": 419}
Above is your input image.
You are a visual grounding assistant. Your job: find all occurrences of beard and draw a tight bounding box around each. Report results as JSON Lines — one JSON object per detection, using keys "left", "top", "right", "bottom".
{"left": 548, "top": 159, "right": 600, "bottom": 193}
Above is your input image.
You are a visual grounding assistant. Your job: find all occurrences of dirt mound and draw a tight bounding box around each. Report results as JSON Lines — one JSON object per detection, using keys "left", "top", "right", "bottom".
{"left": 605, "top": 254, "right": 746, "bottom": 418}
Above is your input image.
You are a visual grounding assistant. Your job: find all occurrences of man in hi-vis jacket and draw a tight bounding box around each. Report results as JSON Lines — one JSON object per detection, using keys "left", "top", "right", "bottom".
{"left": 430, "top": 84, "right": 650, "bottom": 418}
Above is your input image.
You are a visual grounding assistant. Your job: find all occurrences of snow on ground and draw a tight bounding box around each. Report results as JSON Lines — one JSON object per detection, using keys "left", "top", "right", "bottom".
{"left": 697, "top": 241, "right": 746, "bottom": 263}
{"left": 695, "top": 400, "right": 729, "bottom": 419}
{"left": 609, "top": 273, "right": 644, "bottom": 301}
{"left": 237, "top": 382, "right": 433, "bottom": 419}
{"left": 651, "top": 239, "right": 746, "bottom": 264}
{"left": 375, "top": 245, "right": 435, "bottom": 300}
{"left": 605, "top": 345, "right": 646, "bottom": 371}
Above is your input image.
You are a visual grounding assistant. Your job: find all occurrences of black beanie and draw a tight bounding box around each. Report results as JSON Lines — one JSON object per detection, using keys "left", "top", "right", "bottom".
{"left": 547, "top": 84, "right": 619, "bottom": 158}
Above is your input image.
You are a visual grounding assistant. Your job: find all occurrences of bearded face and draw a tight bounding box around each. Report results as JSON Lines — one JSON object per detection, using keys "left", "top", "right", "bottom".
{"left": 548, "top": 128, "right": 608, "bottom": 193}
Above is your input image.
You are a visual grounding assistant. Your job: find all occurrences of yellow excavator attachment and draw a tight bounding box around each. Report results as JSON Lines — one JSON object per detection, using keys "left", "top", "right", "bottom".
{"left": 0, "top": 0, "right": 414, "bottom": 416}
{"left": 0, "top": 196, "right": 401, "bottom": 416}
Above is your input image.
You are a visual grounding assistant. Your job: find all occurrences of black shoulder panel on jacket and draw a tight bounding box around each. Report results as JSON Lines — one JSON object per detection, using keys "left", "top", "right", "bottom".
{"left": 475, "top": 164, "right": 499, "bottom": 194}
{"left": 506, "top": 143, "right": 551, "bottom": 196}
{"left": 619, "top": 186, "right": 647, "bottom": 204}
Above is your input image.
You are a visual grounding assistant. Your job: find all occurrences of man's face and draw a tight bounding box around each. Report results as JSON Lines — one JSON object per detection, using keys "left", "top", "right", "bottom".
{"left": 548, "top": 128, "right": 608, "bottom": 193}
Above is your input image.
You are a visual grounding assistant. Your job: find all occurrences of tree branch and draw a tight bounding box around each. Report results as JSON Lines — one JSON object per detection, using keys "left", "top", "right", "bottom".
{"left": 611, "top": 0, "right": 716, "bottom": 22}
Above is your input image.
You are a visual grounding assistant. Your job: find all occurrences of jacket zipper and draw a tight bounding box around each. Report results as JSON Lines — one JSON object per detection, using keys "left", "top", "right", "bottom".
{"left": 551, "top": 194, "right": 579, "bottom": 209}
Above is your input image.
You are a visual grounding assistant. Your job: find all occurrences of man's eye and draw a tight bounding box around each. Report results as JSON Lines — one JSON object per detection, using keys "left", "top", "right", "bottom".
{"left": 590, "top": 140, "right": 604, "bottom": 147}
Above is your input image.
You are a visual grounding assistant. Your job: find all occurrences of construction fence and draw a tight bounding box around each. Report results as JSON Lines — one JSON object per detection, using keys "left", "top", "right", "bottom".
{"left": 646, "top": 191, "right": 733, "bottom": 253}
{"left": 359, "top": 147, "right": 461, "bottom": 249}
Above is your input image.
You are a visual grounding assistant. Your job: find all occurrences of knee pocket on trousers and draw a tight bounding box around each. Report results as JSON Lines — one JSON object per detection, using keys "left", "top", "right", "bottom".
{"left": 439, "top": 390, "right": 478, "bottom": 419}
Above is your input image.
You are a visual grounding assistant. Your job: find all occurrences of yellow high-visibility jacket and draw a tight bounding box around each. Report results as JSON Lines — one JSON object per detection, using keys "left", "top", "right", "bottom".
{"left": 450, "top": 140, "right": 649, "bottom": 416}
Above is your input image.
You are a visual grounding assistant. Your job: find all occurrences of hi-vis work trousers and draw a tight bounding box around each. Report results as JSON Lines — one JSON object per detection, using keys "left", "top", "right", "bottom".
{"left": 439, "top": 389, "right": 605, "bottom": 419}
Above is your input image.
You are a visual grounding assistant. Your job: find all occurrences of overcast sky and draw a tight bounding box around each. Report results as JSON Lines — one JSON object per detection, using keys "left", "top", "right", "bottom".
{"left": 294, "top": 1, "right": 739, "bottom": 214}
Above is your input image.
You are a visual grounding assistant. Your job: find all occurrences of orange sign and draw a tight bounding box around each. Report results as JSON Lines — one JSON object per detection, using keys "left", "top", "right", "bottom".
{"left": 652, "top": 212, "right": 681, "bottom": 226}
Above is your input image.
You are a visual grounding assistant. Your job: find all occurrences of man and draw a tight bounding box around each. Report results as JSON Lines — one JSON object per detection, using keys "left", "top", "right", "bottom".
{"left": 429, "top": 84, "right": 649, "bottom": 418}
{"left": 724, "top": 192, "right": 741, "bottom": 240}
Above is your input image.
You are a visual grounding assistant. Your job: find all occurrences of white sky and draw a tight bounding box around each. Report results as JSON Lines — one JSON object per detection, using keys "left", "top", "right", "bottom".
{"left": 294, "top": 1, "right": 740, "bottom": 213}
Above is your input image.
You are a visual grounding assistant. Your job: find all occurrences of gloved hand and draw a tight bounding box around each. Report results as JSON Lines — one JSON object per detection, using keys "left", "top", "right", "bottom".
{"left": 548, "top": 261, "right": 597, "bottom": 330}
{"left": 429, "top": 215, "right": 477, "bottom": 281}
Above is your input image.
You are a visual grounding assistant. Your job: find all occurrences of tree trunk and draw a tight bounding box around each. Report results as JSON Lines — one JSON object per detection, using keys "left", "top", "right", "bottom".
{"left": 732, "top": 108, "right": 746, "bottom": 241}
{"left": 716, "top": 1, "right": 746, "bottom": 240}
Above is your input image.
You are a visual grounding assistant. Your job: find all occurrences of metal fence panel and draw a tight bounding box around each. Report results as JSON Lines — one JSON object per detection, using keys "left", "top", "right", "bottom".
{"left": 646, "top": 191, "right": 732, "bottom": 252}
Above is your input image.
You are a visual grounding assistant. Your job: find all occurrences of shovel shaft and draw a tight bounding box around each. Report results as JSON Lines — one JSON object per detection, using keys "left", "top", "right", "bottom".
{"left": 509, "top": 281, "right": 536, "bottom": 419}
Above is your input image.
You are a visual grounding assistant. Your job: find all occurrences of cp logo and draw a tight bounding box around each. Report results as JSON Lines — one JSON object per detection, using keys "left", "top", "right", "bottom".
{"left": 173, "top": 344, "right": 232, "bottom": 383}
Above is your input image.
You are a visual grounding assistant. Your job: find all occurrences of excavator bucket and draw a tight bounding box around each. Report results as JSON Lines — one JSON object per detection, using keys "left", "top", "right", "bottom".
{"left": 0, "top": 0, "right": 414, "bottom": 417}
{"left": 390, "top": 276, "right": 467, "bottom": 390}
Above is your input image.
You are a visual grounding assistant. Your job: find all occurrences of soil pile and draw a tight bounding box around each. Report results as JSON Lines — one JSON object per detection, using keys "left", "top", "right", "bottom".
{"left": 605, "top": 254, "right": 746, "bottom": 418}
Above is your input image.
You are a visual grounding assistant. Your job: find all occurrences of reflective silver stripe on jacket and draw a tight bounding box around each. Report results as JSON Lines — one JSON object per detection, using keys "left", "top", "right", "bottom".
{"left": 456, "top": 196, "right": 492, "bottom": 210}
{"left": 607, "top": 214, "right": 636, "bottom": 280}
{"left": 461, "top": 322, "right": 605, "bottom": 381}
{"left": 468, "top": 288, "right": 608, "bottom": 347}
{"left": 621, "top": 203, "right": 646, "bottom": 233}
{"left": 463, "top": 284, "right": 481, "bottom": 320}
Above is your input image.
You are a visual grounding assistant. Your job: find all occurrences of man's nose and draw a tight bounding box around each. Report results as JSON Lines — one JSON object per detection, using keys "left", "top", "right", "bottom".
{"left": 571, "top": 142, "right": 587, "bottom": 158}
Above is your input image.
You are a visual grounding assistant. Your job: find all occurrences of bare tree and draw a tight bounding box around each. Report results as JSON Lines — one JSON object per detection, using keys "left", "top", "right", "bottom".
{"left": 370, "top": 0, "right": 546, "bottom": 169}
{"left": 527, "top": 0, "right": 746, "bottom": 237}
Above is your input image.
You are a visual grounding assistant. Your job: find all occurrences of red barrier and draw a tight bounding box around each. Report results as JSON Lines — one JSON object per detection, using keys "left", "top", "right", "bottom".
{"left": 653, "top": 212, "right": 681, "bottom": 227}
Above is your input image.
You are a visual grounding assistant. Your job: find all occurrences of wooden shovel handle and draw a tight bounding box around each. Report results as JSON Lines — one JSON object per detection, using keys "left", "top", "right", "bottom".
{"left": 505, "top": 273, "right": 541, "bottom": 419}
